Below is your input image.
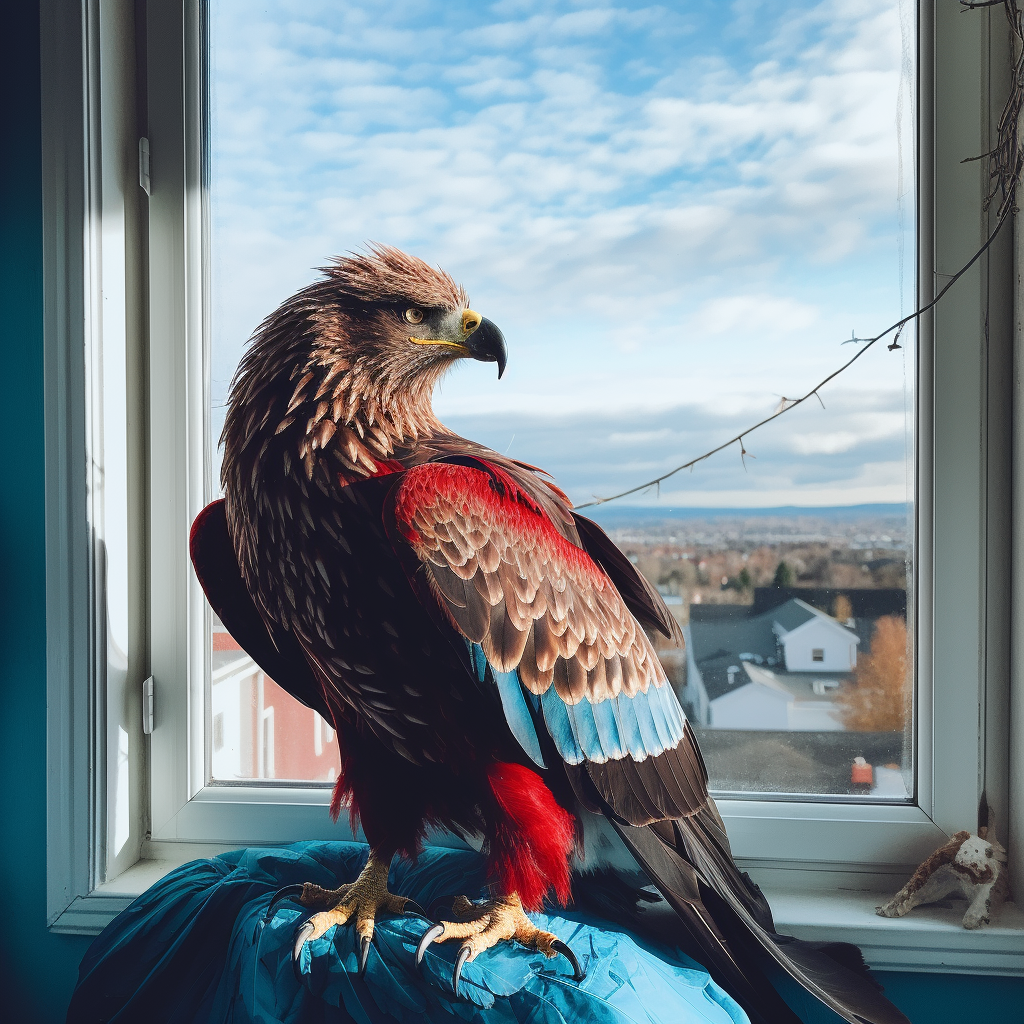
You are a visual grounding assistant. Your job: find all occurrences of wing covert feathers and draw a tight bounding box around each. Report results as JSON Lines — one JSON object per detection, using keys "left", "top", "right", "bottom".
{"left": 391, "top": 461, "right": 670, "bottom": 705}
{"left": 572, "top": 511, "right": 684, "bottom": 645}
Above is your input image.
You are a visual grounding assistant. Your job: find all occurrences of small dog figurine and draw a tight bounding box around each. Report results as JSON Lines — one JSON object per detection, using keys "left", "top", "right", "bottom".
{"left": 877, "top": 827, "right": 1008, "bottom": 929}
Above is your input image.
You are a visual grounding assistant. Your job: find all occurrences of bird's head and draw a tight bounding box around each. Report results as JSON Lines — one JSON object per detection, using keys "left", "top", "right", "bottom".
{"left": 223, "top": 245, "right": 506, "bottom": 481}
{"left": 309, "top": 244, "right": 506, "bottom": 393}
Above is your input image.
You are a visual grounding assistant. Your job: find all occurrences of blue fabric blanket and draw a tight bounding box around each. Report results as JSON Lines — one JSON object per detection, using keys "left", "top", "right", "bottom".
{"left": 67, "top": 842, "right": 748, "bottom": 1024}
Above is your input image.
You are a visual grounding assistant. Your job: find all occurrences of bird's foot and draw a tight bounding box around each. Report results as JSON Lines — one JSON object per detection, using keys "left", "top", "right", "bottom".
{"left": 416, "top": 892, "right": 584, "bottom": 996}
{"left": 282, "top": 852, "right": 422, "bottom": 975}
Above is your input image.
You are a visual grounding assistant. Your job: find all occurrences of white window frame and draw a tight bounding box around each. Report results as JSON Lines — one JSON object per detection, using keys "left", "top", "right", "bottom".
{"left": 43, "top": 0, "right": 1024, "bottom": 975}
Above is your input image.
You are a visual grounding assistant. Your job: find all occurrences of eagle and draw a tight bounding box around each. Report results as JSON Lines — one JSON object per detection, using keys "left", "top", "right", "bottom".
{"left": 190, "top": 245, "right": 908, "bottom": 1024}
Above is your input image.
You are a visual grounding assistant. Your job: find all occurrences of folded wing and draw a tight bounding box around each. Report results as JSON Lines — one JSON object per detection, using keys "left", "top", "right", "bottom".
{"left": 388, "top": 458, "right": 706, "bottom": 822}
{"left": 189, "top": 499, "right": 330, "bottom": 721}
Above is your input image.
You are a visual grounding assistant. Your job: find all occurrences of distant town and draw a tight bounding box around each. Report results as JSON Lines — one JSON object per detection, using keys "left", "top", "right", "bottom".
{"left": 590, "top": 504, "right": 910, "bottom": 613}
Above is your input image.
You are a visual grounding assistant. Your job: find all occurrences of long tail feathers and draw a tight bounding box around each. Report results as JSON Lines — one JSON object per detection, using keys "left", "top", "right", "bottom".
{"left": 609, "top": 807, "right": 911, "bottom": 1024}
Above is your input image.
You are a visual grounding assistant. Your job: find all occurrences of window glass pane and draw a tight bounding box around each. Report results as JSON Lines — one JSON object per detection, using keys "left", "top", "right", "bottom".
{"left": 206, "top": 0, "right": 914, "bottom": 798}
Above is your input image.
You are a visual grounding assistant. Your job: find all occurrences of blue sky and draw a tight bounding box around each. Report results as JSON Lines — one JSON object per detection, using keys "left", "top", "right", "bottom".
{"left": 208, "top": 0, "right": 915, "bottom": 508}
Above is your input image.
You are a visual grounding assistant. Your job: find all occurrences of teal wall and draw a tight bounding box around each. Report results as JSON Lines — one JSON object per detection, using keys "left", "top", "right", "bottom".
{"left": 776, "top": 968, "right": 1024, "bottom": 1024}
{"left": 2, "top": 3, "right": 1023, "bottom": 1022}
{"left": 0, "top": 4, "right": 94, "bottom": 1020}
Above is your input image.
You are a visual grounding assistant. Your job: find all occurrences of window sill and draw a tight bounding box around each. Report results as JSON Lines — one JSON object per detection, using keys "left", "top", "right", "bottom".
{"left": 48, "top": 842, "right": 240, "bottom": 934}
{"left": 50, "top": 841, "right": 1024, "bottom": 977}
{"left": 764, "top": 886, "right": 1024, "bottom": 976}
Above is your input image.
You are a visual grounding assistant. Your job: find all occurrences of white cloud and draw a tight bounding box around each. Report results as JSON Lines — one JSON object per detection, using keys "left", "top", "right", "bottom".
{"left": 442, "top": 385, "right": 912, "bottom": 507}
{"left": 688, "top": 294, "right": 818, "bottom": 338}
{"left": 791, "top": 431, "right": 859, "bottom": 455}
{"left": 790, "top": 410, "right": 904, "bottom": 454}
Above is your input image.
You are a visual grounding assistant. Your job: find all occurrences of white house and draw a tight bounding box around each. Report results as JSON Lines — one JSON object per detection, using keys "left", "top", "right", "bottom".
{"left": 772, "top": 598, "right": 860, "bottom": 672}
{"left": 709, "top": 663, "right": 844, "bottom": 731}
{"left": 683, "top": 598, "right": 864, "bottom": 731}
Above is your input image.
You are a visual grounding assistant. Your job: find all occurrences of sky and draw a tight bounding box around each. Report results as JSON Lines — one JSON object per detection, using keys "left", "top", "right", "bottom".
{"left": 208, "top": 0, "right": 916, "bottom": 508}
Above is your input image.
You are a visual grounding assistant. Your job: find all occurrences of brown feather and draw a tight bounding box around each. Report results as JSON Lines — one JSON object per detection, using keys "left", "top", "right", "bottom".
{"left": 518, "top": 628, "right": 543, "bottom": 692}
{"left": 472, "top": 566, "right": 504, "bottom": 605}
{"left": 531, "top": 615, "right": 559, "bottom": 674}
{"left": 482, "top": 601, "right": 530, "bottom": 672}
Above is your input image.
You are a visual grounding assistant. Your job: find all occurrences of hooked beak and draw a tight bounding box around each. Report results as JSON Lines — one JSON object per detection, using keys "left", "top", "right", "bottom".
{"left": 464, "top": 315, "right": 507, "bottom": 379}
{"left": 408, "top": 308, "right": 508, "bottom": 379}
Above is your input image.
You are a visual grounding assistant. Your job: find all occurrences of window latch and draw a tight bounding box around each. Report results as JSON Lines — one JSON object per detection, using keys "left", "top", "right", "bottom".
{"left": 139, "top": 137, "right": 151, "bottom": 196}
{"left": 143, "top": 676, "right": 155, "bottom": 735}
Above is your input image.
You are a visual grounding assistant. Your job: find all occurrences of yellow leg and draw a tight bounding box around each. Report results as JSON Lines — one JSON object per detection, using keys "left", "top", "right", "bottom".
{"left": 292, "top": 851, "right": 415, "bottom": 972}
{"left": 415, "top": 892, "right": 584, "bottom": 995}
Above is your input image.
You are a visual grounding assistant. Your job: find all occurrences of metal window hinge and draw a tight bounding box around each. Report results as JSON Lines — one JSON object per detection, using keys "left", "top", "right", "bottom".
{"left": 143, "top": 676, "right": 155, "bottom": 735}
{"left": 139, "top": 137, "right": 151, "bottom": 196}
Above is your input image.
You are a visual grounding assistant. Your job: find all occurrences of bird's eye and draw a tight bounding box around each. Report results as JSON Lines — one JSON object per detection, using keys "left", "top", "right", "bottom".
{"left": 404, "top": 307, "right": 425, "bottom": 325}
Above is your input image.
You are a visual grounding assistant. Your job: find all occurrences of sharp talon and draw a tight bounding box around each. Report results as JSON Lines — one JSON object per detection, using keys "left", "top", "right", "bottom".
{"left": 292, "top": 920, "right": 315, "bottom": 963}
{"left": 551, "top": 940, "right": 585, "bottom": 981}
{"left": 358, "top": 935, "right": 371, "bottom": 977}
{"left": 265, "top": 883, "right": 305, "bottom": 922}
{"left": 415, "top": 923, "right": 445, "bottom": 966}
{"left": 402, "top": 899, "right": 427, "bottom": 919}
{"left": 452, "top": 945, "right": 471, "bottom": 997}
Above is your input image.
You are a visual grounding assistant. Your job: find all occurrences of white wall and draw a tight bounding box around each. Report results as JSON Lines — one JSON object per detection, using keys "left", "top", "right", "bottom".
{"left": 781, "top": 618, "right": 857, "bottom": 672}
{"left": 710, "top": 682, "right": 791, "bottom": 730}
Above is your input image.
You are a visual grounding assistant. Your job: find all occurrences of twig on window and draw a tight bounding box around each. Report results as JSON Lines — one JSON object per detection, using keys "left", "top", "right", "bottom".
{"left": 575, "top": 1, "right": 1023, "bottom": 511}
{"left": 739, "top": 436, "right": 754, "bottom": 472}
{"left": 959, "top": 1, "right": 1024, "bottom": 219}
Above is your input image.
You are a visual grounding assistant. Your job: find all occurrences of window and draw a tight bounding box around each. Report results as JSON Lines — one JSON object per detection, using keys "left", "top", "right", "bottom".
{"left": 204, "top": 0, "right": 917, "bottom": 802}
{"left": 42, "top": 0, "right": 1023, "bottom": 973}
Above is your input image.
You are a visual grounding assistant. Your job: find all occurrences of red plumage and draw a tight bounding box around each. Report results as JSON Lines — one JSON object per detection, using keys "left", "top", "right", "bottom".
{"left": 393, "top": 462, "right": 606, "bottom": 589}
{"left": 329, "top": 770, "right": 349, "bottom": 825}
{"left": 486, "top": 762, "right": 575, "bottom": 911}
{"left": 392, "top": 462, "right": 541, "bottom": 542}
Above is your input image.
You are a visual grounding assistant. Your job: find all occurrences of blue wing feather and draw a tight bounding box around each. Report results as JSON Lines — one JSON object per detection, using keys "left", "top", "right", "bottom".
{"left": 586, "top": 697, "right": 627, "bottom": 761}
{"left": 467, "top": 641, "right": 687, "bottom": 769}
{"left": 465, "top": 640, "right": 546, "bottom": 769}
{"left": 565, "top": 698, "right": 606, "bottom": 763}
{"left": 646, "top": 680, "right": 687, "bottom": 749}
{"left": 494, "top": 667, "right": 547, "bottom": 769}
{"left": 538, "top": 685, "right": 586, "bottom": 765}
